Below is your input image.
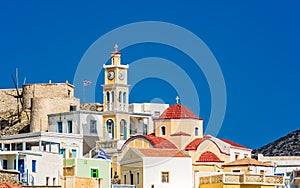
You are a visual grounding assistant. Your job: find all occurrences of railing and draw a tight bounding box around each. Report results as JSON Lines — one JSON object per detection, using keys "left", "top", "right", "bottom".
{"left": 199, "top": 173, "right": 284, "bottom": 185}
{"left": 112, "top": 185, "right": 136, "bottom": 188}
{"left": 96, "top": 140, "right": 119, "bottom": 154}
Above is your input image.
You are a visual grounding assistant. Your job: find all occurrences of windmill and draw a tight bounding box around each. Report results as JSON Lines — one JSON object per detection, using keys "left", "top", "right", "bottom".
{"left": 10, "top": 68, "right": 29, "bottom": 121}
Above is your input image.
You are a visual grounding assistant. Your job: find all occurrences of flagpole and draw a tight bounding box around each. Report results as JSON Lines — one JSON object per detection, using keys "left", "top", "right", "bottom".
{"left": 83, "top": 85, "right": 85, "bottom": 103}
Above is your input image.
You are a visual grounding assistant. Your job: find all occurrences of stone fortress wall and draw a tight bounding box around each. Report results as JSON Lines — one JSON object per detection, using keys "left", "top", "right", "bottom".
{"left": 0, "top": 89, "right": 21, "bottom": 113}
{"left": 22, "top": 81, "right": 80, "bottom": 132}
{"left": 0, "top": 81, "right": 80, "bottom": 133}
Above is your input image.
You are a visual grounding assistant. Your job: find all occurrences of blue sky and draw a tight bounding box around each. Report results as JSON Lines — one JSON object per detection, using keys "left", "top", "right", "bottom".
{"left": 0, "top": 1, "right": 299, "bottom": 149}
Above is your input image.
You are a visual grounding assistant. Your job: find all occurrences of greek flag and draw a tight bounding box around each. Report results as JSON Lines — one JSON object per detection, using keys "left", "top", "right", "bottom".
{"left": 98, "top": 149, "right": 111, "bottom": 160}
{"left": 83, "top": 79, "right": 92, "bottom": 87}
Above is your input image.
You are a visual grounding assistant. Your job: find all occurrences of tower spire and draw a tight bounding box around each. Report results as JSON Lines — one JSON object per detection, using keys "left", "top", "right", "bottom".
{"left": 114, "top": 44, "right": 118, "bottom": 52}
{"left": 176, "top": 96, "right": 180, "bottom": 104}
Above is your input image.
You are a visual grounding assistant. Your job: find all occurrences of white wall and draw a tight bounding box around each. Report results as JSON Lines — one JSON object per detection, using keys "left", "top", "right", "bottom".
{"left": 26, "top": 152, "right": 63, "bottom": 186}
{"left": 129, "top": 103, "right": 169, "bottom": 134}
{"left": 48, "top": 111, "right": 103, "bottom": 138}
{"left": 229, "top": 147, "right": 252, "bottom": 162}
{"left": 143, "top": 157, "right": 192, "bottom": 188}
{"left": 249, "top": 166, "right": 274, "bottom": 175}
{"left": 258, "top": 154, "right": 300, "bottom": 176}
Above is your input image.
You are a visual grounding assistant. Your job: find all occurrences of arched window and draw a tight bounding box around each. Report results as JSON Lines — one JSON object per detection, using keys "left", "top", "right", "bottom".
{"left": 106, "top": 119, "right": 114, "bottom": 139}
{"left": 195, "top": 127, "right": 199, "bottom": 137}
{"left": 160, "top": 126, "right": 166, "bottom": 136}
{"left": 120, "top": 119, "right": 127, "bottom": 140}
{"left": 123, "top": 92, "right": 126, "bottom": 103}
{"left": 106, "top": 91, "right": 110, "bottom": 102}
{"left": 119, "top": 91, "right": 123, "bottom": 103}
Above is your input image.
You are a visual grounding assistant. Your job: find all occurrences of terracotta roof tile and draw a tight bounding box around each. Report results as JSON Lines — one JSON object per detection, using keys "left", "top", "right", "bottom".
{"left": 196, "top": 151, "right": 224, "bottom": 163}
{"left": 222, "top": 158, "right": 273, "bottom": 167}
{"left": 184, "top": 136, "right": 211, "bottom": 151}
{"left": 170, "top": 131, "right": 191, "bottom": 136}
{"left": 137, "top": 148, "right": 186, "bottom": 157}
{"left": 144, "top": 134, "right": 178, "bottom": 149}
{"left": 121, "top": 134, "right": 178, "bottom": 151}
{"left": 0, "top": 182, "right": 22, "bottom": 188}
{"left": 157, "top": 104, "right": 203, "bottom": 120}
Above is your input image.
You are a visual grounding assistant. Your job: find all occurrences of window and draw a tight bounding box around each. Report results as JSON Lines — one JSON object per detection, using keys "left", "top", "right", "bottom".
{"left": 60, "top": 148, "right": 66, "bottom": 158}
{"left": 119, "top": 91, "right": 122, "bottom": 103}
{"left": 154, "top": 111, "right": 160, "bottom": 116}
{"left": 46, "top": 177, "right": 49, "bottom": 186}
{"left": 106, "top": 91, "right": 110, "bottom": 102}
{"left": 260, "top": 170, "right": 265, "bottom": 175}
{"left": 143, "top": 124, "right": 147, "bottom": 135}
{"left": 195, "top": 127, "right": 199, "bottom": 136}
{"left": 161, "top": 172, "right": 169, "bottom": 183}
{"left": 124, "top": 175, "right": 127, "bottom": 184}
{"left": 67, "top": 121, "right": 72, "bottom": 133}
{"left": 235, "top": 153, "right": 239, "bottom": 161}
{"left": 120, "top": 119, "right": 127, "bottom": 139}
{"left": 90, "top": 168, "right": 99, "bottom": 178}
{"left": 136, "top": 172, "right": 140, "bottom": 185}
{"left": 232, "top": 170, "right": 240, "bottom": 173}
{"left": 3, "top": 160, "right": 7, "bottom": 169}
{"left": 53, "top": 178, "right": 56, "bottom": 185}
{"left": 71, "top": 149, "right": 77, "bottom": 158}
{"left": 32, "top": 160, "right": 37, "bottom": 172}
{"left": 244, "top": 154, "right": 248, "bottom": 158}
{"left": 90, "top": 120, "right": 97, "bottom": 134}
{"left": 70, "top": 105, "right": 76, "bottom": 111}
{"left": 160, "top": 126, "right": 166, "bottom": 136}
{"left": 123, "top": 92, "right": 126, "bottom": 103}
{"left": 57, "top": 122, "right": 62, "bottom": 133}
{"left": 106, "top": 119, "right": 114, "bottom": 139}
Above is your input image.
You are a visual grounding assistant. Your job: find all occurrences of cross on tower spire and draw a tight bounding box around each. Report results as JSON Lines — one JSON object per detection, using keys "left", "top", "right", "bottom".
{"left": 176, "top": 96, "right": 180, "bottom": 104}
{"left": 114, "top": 44, "right": 119, "bottom": 52}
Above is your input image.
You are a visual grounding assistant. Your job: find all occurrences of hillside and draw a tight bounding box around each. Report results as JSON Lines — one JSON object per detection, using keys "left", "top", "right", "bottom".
{"left": 252, "top": 129, "right": 300, "bottom": 156}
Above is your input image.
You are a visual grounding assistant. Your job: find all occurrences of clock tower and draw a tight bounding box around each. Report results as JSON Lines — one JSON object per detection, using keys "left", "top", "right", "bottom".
{"left": 102, "top": 44, "right": 130, "bottom": 140}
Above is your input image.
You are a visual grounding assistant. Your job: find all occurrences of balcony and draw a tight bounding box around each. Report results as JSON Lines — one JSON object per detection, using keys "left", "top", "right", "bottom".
{"left": 96, "top": 140, "right": 119, "bottom": 154}
{"left": 199, "top": 173, "right": 284, "bottom": 186}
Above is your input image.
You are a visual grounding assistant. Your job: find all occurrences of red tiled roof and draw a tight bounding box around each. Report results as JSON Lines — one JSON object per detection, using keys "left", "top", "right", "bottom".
{"left": 137, "top": 148, "right": 186, "bottom": 157}
{"left": 0, "top": 182, "right": 22, "bottom": 188}
{"left": 120, "top": 134, "right": 178, "bottom": 151}
{"left": 184, "top": 135, "right": 211, "bottom": 151}
{"left": 157, "top": 104, "right": 202, "bottom": 120}
{"left": 196, "top": 151, "right": 224, "bottom": 163}
{"left": 170, "top": 131, "right": 191, "bottom": 136}
{"left": 220, "top": 139, "right": 250, "bottom": 150}
{"left": 144, "top": 134, "right": 178, "bottom": 149}
{"left": 222, "top": 158, "right": 273, "bottom": 167}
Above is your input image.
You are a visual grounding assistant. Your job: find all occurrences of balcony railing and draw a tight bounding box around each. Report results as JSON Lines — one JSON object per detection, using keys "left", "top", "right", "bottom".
{"left": 199, "top": 173, "right": 284, "bottom": 186}
{"left": 96, "top": 140, "right": 119, "bottom": 154}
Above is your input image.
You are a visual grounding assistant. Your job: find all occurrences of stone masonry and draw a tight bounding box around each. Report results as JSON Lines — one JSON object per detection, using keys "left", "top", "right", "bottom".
{"left": 0, "top": 169, "right": 19, "bottom": 184}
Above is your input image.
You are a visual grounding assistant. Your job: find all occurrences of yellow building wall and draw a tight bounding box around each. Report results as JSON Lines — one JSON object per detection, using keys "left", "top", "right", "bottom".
{"left": 121, "top": 162, "right": 143, "bottom": 188}
{"left": 200, "top": 183, "right": 276, "bottom": 188}
{"left": 186, "top": 139, "right": 230, "bottom": 173}
{"left": 192, "top": 164, "right": 223, "bottom": 172}
{"left": 111, "top": 139, "right": 151, "bottom": 180}
{"left": 154, "top": 119, "right": 203, "bottom": 140}
{"left": 223, "top": 166, "right": 250, "bottom": 173}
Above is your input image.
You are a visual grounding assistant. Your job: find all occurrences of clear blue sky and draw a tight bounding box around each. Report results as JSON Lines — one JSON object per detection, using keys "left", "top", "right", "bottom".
{"left": 0, "top": 1, "right": 299, "bottom": 149}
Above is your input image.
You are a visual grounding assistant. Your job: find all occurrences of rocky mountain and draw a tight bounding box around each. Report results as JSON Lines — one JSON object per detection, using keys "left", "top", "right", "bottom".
{"left": 252, "top": 129, "right": 300, "bottom": 156}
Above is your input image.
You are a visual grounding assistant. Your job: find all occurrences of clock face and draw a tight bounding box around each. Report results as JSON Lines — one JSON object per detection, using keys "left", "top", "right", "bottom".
{"left": 108, "top": 70, "right": 115, "bottom": 80}
{"left": 118, "top": 70, "right": 125, "bottom": 80}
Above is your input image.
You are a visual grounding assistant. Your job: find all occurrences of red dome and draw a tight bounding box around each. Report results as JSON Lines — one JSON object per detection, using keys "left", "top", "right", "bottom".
{"left": 196, "top": 151, "right": 223, "bottom": 163}
{"left": 158, "top": 104, "right": 201, "bottom": 120}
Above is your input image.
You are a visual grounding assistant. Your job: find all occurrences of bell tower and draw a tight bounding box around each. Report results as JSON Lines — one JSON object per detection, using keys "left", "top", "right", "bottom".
{"left": 102, "top": 44, "right": 130, "bottom": 140}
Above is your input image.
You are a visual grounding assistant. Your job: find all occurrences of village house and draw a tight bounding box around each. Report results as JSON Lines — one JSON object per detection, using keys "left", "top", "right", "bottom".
{"left": 120, "top": 148, "right": 193, "bottom": 188}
